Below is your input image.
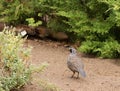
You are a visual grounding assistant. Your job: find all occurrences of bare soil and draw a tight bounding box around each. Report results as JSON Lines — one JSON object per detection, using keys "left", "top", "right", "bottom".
{"left": 23, "top": 38, "right": 120, "bottom": 91}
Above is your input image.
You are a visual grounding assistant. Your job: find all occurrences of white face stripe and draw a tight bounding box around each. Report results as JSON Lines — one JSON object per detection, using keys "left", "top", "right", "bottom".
{"left": 69, "top": 48, "right": 76, "bottom": 53}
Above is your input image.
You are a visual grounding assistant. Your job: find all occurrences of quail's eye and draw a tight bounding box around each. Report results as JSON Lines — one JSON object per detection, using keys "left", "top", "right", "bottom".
{"left": 70, "top": 49, "right": 72, "bottom": 53}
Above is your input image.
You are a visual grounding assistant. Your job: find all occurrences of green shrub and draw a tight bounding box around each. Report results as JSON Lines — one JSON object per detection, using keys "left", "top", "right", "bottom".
{"left": 0, "top": 27, "right": 32, "bottom": 91}
{"left": 38, "top": 80, "right": 60, "bottom": 91}
{"left": 0, "top": 0, "right": 42, "bottom": 25}
{"left": 79, "top": 39, "right": 120, "bottom": 58}
{"left": 26, "top": 17, "right": 42, "bottom": 27}
{"left": 78, "top": 0, "right": 120, "bottom": 58}
{"left": 1, "top": 0, "right": 120, "bottom": 58}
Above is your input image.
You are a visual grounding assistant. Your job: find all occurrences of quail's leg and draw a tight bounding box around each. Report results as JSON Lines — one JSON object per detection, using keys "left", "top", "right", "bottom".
{"left": 71, "top": 71, "right": 75, "bottom": 78}
{"left": 76, "top": 72, "right": 79, "bottom": 79}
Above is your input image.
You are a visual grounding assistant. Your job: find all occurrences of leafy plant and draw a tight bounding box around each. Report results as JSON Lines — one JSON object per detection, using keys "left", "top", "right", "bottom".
{"left": 0, "top": 27, "right": 32, "bottom": 91}
{"left": 0, "top": 0, "right": 41, "bottom": 25}
{"left": 78, "top": 0, "right": 120, "bottom": 58}
{"left": 79, "top": 39, "right": 120, "bottom": 58}
{"left": 38, "top": 79, "right": 60, "bottom": 91}
{"left": 0, "top": 27, "right": 50, "bottom": 91}
{"left": 26, "top": 17, "right": 42, "bottom": 27}
{"left": 1, "top": 0, "right": 120, "bottom": 58}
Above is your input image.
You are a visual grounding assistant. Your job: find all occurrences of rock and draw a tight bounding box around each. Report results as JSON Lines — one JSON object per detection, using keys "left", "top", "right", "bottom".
{"left": 0, "top": 22, "right": 5, "bottom": 31}
{"left": 49, "top": 31, "right": 68, "bottom": 41}
{"left": 15, "top": 24, "right": 36, "bottom": 36}
{"left": 35, "top": 26, "right": 49, "bottom": 38}
{"left": 36, "top": 26, "right": 68, "bottom": 40}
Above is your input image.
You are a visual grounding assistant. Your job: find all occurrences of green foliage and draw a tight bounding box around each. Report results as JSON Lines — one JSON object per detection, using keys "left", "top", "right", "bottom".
{"left": 44, "top": 0, "right": 120, "bottom": 58}
{"left": 39, "top": 79, "right": 60, "bottom": 91}
{"left": 0, "top": 0, "right": 42, "bottom": 25}
{"left": 98, "top": 0, "right": 120, "bottom": 26}
{"left": 99, "top": 40, "right": 120, "bottom": 58}
{"left": 0, "top": 27, "right": 32, "bottom": 91}
{"left": 79, "top": 39, "right": 120, "bottom": 58}
{"left": 0, "top": 0, "right": 120, "bottom": 58}
{"left": 26, "top": 17, "right": 42, "bottom": 27}
{"left": 78, "top": 0, "right": 120, "bottom": 58}
{"left": 0, "top": 82, "right": 5, "bottom": 91}
{"left": 79, "top": 40, "right": 101, "bottom": 55}
{"left": 31, "top": 62, "right": 49, "bottom": 73}
{"left": 0, "top": 27, "right": 49, "bottom": 90}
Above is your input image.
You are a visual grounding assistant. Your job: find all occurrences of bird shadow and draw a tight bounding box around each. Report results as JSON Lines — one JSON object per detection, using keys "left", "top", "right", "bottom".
{"left": 67, "top": 76, "right": 87, "bottom": 83}
{"left": 110, "top": 58, "right": 120, "bottom": 66}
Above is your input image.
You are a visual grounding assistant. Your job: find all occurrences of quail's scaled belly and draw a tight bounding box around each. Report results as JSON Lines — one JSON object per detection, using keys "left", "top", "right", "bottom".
{"left": 67, "top": 60, "right": 78, "bottom": 72}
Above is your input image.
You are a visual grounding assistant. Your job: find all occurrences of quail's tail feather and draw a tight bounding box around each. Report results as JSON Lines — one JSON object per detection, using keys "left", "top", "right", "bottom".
{"left": 79, "top": 68, "right": 86, "bottom": 77}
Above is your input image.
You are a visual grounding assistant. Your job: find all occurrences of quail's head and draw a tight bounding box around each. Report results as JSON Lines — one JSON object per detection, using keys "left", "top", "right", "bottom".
{"left": 69, "top": 47, "right": 76, "bottom": 54}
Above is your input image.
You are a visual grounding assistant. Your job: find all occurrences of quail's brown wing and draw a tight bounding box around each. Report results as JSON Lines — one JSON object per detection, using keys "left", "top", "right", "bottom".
{"left": 71, "top": 56, "right": 84, "bottom": 69}
{"left": 67, "top": 56, "right": 83, "bottom": 72}
{"left": 72, "top": 56, "right": 86, "bottom": 77}
{"left": 67, "top": 60, "right": 78, "bottom": 72}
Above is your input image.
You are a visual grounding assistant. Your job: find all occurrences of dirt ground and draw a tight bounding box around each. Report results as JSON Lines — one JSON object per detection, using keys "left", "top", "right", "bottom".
{"left": 23, "top": 38, "right": 120, "bottom": 91}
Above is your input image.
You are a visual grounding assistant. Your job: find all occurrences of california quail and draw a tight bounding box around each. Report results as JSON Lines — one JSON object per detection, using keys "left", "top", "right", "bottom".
{"left": 67, "top": 47, "right": 86, "bottom": 78}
